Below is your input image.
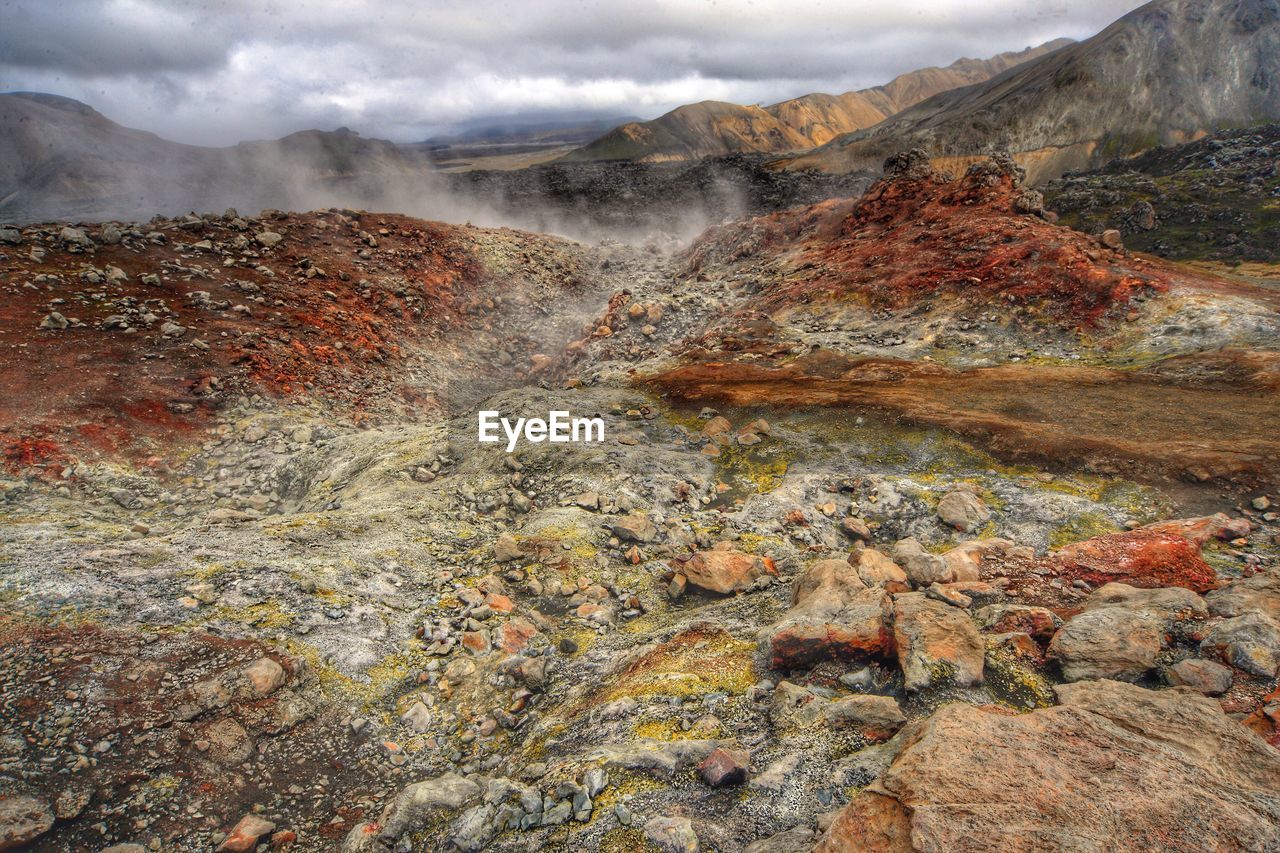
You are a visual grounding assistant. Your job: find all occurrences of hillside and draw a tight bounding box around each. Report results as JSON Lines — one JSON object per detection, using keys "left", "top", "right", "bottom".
{"left": 556, "top": 40, "right": 1071, "bottom": 163}
{"left": 0, "top": 92, "right": 434, "bottom": 223}
{"left": 782, "top": 0, "right": 1280, "bottom": 182}
{"left": 1045, "top": 123, "right": 1280, "bottom": 262}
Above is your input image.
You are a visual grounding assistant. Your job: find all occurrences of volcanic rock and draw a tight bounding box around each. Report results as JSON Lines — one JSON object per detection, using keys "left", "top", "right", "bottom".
{"left": 1200, "top": 612, "right": 1280, "bottom": 677}
{"left": 0, "top": 788, "right": 53, "bottom": 851}
{"left": 815, "top": 680, "right": 1280, "bottom": 851}
{"left": 679, "top": 550, "right": 776, "bottom": 594}
{"left": 697, "top": 748, "right": 751, "bottom": 787}
{"left": 217, "top": 814, "right": 276, "bottom": 853}
{"left": 1166, "top": 658, "right": 1234, "bottom": 695}
{"left": 891, "top": 592, "right": 984, "bottom": 690}
{"left": 378, "top": 773, "right": 482, "bottom": 844}
{"left": 1047, "top": 607, "right": 1164, "bottom": 682}
{"left": 936, "top": 490, "right": 991, "bottom": 532}
{"left": 767, "top": 558, "right": 892, "bottom": 670}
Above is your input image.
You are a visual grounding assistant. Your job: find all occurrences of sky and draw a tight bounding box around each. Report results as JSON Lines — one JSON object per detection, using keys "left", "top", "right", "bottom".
{"left": 0, "top": 0, "right": 1148, "bottom": 146}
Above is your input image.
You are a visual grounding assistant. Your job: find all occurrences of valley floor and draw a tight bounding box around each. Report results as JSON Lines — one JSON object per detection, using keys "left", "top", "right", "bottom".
{"left": 2, "top": 158, "right": 1279, "bottom": 852}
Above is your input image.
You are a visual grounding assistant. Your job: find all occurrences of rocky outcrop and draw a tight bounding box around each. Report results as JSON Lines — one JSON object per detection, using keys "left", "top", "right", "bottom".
{"left": 816, "top": 680, "right": 1280, "bottom": 851}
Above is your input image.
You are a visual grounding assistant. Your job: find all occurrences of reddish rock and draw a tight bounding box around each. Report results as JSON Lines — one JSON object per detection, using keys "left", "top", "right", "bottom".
{"left": 1049, "top": 529, "right": 1219, "bottom": 592}
{"left": 485, "top": 593, "right": 514, "bottom": 613}
{"left": 892, "top": 592, "right": 984, "bottom": 690}
{"left": 498, "top": 617, "right": 538, "bottom": 654}
{"left": 244, "top": 656, "right": 286, "bottom": 696}
{"left": 218, "top": 814, "right": 276, "bottom": 853}
{"left": 677, "top": 550, "right": 777, "bottom": 594}
{"left": 815, "top": 680, "right": 1280, "bottom": 851}
{"left": 271, "top": 829, "right": 297, "bottom": 847}
{"left": 768, "top": 558, "right": 894, "bottom": 670}
{"left": 697, "top": 747, "right": 751, "bottom": 787}
{"left": 461, "top": 631, "right": 490, "bottom": 654}
{"left": 974, "top": 603, "right": 1061, "bottom": 641}
{"left": 814, "top": 792, "right": 912, "bottom": 853}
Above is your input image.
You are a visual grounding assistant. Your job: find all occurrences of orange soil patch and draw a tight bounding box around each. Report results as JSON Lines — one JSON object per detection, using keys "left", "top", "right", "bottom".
{"left": 648, "top": 348, "right": 1280, "bottom": 489}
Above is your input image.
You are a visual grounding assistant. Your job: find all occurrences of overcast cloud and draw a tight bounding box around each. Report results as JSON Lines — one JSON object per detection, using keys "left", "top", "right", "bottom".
{"left": 0, "top": 0, "right": 1148, "bottom": 145}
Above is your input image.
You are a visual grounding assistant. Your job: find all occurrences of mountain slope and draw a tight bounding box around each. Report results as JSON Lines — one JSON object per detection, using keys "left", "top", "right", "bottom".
{"left": 0, "top": 92, "right": 433, "bottom": 222}
{"left": 783, "top": 0, "right": 1280, "bottom": 182}
{"left": 556, "top": 40, "right": 1072, "bottom": 163}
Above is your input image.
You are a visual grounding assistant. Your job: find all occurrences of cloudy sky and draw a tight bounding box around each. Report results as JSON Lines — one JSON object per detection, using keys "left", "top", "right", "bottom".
{"left": 0, "top": 0, "right": 1147, "bottom": 146}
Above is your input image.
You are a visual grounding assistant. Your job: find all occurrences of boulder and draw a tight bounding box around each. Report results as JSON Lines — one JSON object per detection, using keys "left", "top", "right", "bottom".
{"left": 940, "top": 538, "right": 1015, "bottom": 583}
{"left": 0, "top": 788, "right": 53, "bottom": 851}
{"left": 697, "top": 747, "right": 751, "bottom": 787}
{"left": 1047, "top": 607, "right": 1163, "bottom": 682}
{"left": 821, "top": 694, "right": 907, "bottom": 741}
{"left": 854, "top": 549, "right": 909, "bottom": 592}
{"left": 1144, "top": 513, "right": 1250, "bottom": 546}
{"left": 1200, "top": 612, "right": 1280, "bottom": 677}
{"left": 244, "top": 656, "right": 286, "bottom": 696}
{"left": 816, "top": 680, "right": 1280, "bottom": 852}
{"left": 891, "top": 592, "right": 984, "bottom": 690}
{"left": 892, "top": 538, "right": 949, "bottom": 586}
{"left": 612, "top": 513, "right": 658, "bottom": 543}
{"left": 767, "top": 583, "right": 892, "bottom": 670}
{"left": 1206, "top": 569, "right": 1280, "bottom": 622}
{"left": 679, "top": 550, "right": 776, "bottom": 594}
{"left": 1166, "top": 658, "right": 1233, "bottom": 695}
{"left": 217, "top": 815, "right": 276, "bottom": 853}
{"left": 493, "top": 533, "right": 522, "bottom": 562}
{"left": 378, "top": 773, "right": 482, "bottom": 843}
{"left": 936, "top": 490, "right": 991, "bottom": 533}
{"left": 645, "top": 816, "right": 700, "bottom": 853}
{"left": 1048, "top": 529, "right": 1218, "bottom": 592}
{"left": 974, "top": 603, "right": 1061, "bottom": 641}
{"left": 1084, "top": 583, "right": 1207, "bottom": 621}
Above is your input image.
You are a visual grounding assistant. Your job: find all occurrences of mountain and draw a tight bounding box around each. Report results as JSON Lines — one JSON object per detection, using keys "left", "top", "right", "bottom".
{"left": 782, "top": 0, "right": 1280, "bottom": 182}
{"left": 0, "top": 92, "right": 434, "bottom": 223}
{"left": 556, "top": 40, "right": 1073, "bottom": 163}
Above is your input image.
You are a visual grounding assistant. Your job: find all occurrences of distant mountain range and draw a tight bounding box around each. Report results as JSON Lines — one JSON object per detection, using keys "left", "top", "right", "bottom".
{"left": 4, "top": 0, "right": 1279, "bottom": 223}
{"left": 556, "top": 40, "right": 1073, "bottom": 163}
{"left": 782, "top": 0, "right": 1280, "bottom": 181}
{"left": 0, "top": 92, "right": 435, "bottom": 223}
{"left": 421, "top": 116, "right": 641, "bottom": 147}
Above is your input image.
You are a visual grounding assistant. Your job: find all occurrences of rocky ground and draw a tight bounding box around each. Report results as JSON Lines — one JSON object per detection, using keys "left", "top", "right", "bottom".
{"left": 1045, "top": 124, "right": 1280, "bottom": 264}
{"left": 1, "top": 153, "right": 1279, "bottom": 852}
{"left": 447, "top": 155, "right": 874, "bottom": 243}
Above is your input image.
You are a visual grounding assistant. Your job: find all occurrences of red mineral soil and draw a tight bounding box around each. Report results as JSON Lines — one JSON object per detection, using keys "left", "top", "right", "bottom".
{"left": 650, "top": 153, "right": 1280, "bottom": 493}
{"left": 0, "top": 617, "right": 373, "bottom": 850}
{"left": 683, "top": 150, "right": 1280, "bottom": 324}
{"left": 0, "top": 211, "right": 584, "bottom": 474}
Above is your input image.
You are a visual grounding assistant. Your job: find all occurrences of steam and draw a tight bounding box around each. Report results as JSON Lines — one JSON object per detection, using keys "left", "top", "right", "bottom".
{"left": 0, "top": 110, "right": 870, "bottom": 248}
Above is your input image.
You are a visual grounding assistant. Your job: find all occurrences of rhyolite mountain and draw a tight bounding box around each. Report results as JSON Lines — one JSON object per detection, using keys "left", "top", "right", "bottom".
{"left": 783, "top": 0, "right": 1280, "bottom": 182}
{"left": 556, "top": 40, "right": 1072, "bottom": 163}
{"left": 0, "top": 92, "right": 434, "bottom": 223}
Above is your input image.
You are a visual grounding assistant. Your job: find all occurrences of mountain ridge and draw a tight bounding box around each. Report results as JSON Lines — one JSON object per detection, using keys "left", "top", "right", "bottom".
{"left": 780, "top": 0, "right": 1280, "bottom": 182}
{"left": 556, "top": 39, "right": 1073, "bottom": 163}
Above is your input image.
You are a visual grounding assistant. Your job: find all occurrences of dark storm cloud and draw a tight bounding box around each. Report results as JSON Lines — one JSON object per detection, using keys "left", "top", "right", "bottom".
{"left": 0, "top": 0, "right": 1149, "bottom": 145}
